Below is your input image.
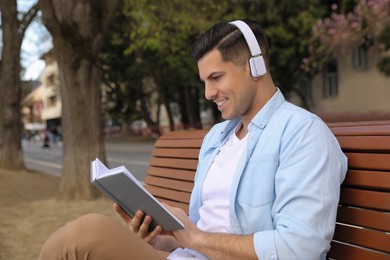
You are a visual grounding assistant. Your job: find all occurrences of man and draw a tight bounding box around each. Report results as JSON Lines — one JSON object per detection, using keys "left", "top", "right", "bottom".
{"left": 39, "top": 19, "right": 347, "bottom": 260}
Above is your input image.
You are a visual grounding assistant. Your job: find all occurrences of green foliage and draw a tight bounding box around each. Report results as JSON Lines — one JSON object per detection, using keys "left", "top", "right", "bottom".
{"left": 102, "top": 0, "right": 332, "bottom": 127}
{"left": 377, "top": 57, "right": 390, "bottom": 76}
{"left": 377, "top": 26, "right": 390, "bottom": 50}
{"left": 244, "top": 0, "right": 328, "bottom": 93}
{"left": 102, "top": 0, "right": 233, "bottom": 128}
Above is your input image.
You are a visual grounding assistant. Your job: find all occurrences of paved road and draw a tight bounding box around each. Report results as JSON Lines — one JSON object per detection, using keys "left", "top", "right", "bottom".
{"left": 22, "top": 139, "right": 155, "bottom": 181}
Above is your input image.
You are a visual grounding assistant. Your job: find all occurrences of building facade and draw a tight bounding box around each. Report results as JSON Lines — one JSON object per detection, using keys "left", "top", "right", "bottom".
{"left": 291, "top": 46, "right": 390, "bottom": 122}
{"left": 22, "top": 50, "right": 61, "bottom": 134}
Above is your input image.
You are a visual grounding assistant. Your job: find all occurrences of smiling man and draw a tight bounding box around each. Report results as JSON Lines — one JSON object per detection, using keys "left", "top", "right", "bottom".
{"left": 39, "top": 19, "right": 347, "bottom": 260}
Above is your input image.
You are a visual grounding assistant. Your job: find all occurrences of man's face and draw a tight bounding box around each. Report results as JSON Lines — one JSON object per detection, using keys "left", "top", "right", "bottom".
{"left": 198, "top": 49, "right": 258, "bottom": 121}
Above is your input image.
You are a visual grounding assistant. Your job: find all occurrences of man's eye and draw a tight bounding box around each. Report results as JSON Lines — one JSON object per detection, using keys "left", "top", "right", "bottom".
{"left": 211, "top": 75, "right": 221, "bottom": 81}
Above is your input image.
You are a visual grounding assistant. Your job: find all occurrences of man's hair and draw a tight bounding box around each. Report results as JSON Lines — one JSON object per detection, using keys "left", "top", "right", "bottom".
{"left": 191, "top": 19, "right": 269, "bottom": 68}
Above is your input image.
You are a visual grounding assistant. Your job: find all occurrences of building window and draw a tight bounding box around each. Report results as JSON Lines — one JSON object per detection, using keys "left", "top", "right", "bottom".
{"left": 299, "top": 77, "right": 312, "bottom": 103}
{"left": 47, "top": 96, "right": 57, "bottom": 108}
{"left": 352, "top": 45, "right": 367, "bottom": 71}
{"left": 323, "top": 61, "right": 338, "bottom": 98}
{"left": 47, "top": 74, "right": 55, "bottom": 85}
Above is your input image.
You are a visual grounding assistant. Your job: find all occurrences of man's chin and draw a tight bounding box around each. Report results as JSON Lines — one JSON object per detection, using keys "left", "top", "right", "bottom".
{"left": 221, "top": 113, "right": 239, "bottom": 121}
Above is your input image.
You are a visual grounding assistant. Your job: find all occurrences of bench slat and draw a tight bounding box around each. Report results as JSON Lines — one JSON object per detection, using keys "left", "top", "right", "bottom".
{"left": 144, "top": 176, "right": 194, "bottom": 193}
{"left": 333, "top": 224, "right": 390, "bottom": 253}
{"left": 147, "top": 166, "right": 195, "bottom": 181}
{"left": 329, "top": 120, "right": 390, "bottom": 127}
{"left": 156, "top": 198, "right": 190, "bottom": 215}
{"left": 155, "top": 139, "right": 203, "bottom": 148}
{"left": 330, "top": 123, "right": 390, "bottom": 136}
{"left": 339, "top": 188, "right": 390, "bottom": 211}
{"left": 145, "top": 185, "right": 191, "bottom": 204}
{"left": 149, "top": 157, "right": 198, "bottom": 171}
{"left": 337, "top": 136, "right": 390, "bottom": 151}
{"left": 158, "top": 130, "right": 209, "bottom": 139}
{"left": 336, "top": 206, "right": 390, "bottom": 232}
{"left": 328, "top": 241, "right": 390, "bottom": 260}
{"left": 342, "top": 170, "right": 390, "bottom": 190}
{"left": 152, "top": 148, "right": 200, "bottom": 159}
{"left": 346, "top": 153, "right": 390, "bottom": 171}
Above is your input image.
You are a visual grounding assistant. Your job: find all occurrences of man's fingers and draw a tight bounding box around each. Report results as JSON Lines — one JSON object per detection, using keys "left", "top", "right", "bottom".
{"left": 145, "top": 225, "right": 162, "bottom": 243}
{"left": 130, "top": 210, "right": 144, "bottom": 232}
{"left": 113, "top": 204, "right": 132, "bottom": 223}
{"left": 113, "top": 204, "right": 162, "bottom": 244}
{"left": 139, "top": 214, "right": 152, "bottom": 235}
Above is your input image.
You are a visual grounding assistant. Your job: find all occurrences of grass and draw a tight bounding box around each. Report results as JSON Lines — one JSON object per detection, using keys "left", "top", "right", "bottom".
{"left": 0, "top": 169, "right": 119, "bottom": 260}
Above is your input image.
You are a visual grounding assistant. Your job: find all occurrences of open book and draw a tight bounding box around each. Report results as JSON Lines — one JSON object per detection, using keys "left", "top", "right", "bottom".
{"left": 90, "top": 158, "right": 184, "bottom": 231}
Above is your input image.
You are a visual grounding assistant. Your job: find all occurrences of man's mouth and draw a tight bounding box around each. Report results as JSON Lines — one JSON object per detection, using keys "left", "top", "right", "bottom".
{"left": 215, "top": 98, "right": 228, "bottom": 106}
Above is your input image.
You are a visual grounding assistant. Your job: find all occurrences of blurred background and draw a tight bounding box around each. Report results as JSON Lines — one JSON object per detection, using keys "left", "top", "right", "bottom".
{"left": 12, "top": 0, "right": 390, "bottom": 138}
{"left": 0, "top": 0, "right": 389, "bottom": 199}
{"left": 6, "top": 0, "right": 390, "bottom": 136}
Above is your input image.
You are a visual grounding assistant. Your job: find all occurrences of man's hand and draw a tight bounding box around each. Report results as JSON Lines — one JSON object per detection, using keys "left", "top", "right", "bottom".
{"left": 162, "top": 203, "right": 257, "bottom": 260}
{"left": 114, "top": 203, "right": 183, "bottom": 252}
{"left": 161, "top": 203, "right": 202, "bottom": 249}
{"left": 113, "top": 203, "right": 162, "bottom": 244}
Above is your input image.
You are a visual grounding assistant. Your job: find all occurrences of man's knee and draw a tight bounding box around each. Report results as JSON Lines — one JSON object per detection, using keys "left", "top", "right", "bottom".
{"left": 55, "top": 213, "right": 114, "bottom": 239}
{"left": 39, "top": 213, "right": 164, "bottom": 260}
{"left": 67, "top": 213, "right": 117, "bottom": 232}
{"left": 39, "top": 213, "right": 117, "bottom": 259}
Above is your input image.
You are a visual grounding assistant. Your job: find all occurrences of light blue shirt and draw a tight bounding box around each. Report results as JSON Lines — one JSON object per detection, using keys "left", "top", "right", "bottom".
{"left": 189, "top": 89, "right": 348, "bottom": 259}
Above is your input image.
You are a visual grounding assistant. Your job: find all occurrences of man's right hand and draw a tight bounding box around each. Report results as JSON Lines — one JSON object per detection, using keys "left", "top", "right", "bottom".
{"left": 113, "top": 203, "right": 183, "bottom": 253}
{"left": 113, "top": 203, "right": 162, "bottom": 244}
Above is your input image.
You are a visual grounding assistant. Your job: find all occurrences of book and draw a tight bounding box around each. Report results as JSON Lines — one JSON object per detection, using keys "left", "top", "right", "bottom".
{"left": 90, "top": 158, "right": 184, "bottom": 231}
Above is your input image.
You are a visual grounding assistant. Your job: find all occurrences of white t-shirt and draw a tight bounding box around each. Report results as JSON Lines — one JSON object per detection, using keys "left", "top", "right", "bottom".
{"left": 168, "top": 128, "right": 248, "bottom": 259}
{"left": 196, "top": 129, "right": 248, "bottom": 233}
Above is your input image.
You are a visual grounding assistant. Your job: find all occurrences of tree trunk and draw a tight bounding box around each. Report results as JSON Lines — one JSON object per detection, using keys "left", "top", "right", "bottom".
{"left": 139, "top": 95, "right": 160, "bottom": 136}
{"left": 153, "top": 72, "right": 174, "bottom": 131}
{"left": 183, "top": 85, "right": 202, "bottom": 129}
{"left": 0, "top": 0, "right": 24, "bottom": 170}
{"left": 40, "top": 0, "right": 118, "bottom": 199}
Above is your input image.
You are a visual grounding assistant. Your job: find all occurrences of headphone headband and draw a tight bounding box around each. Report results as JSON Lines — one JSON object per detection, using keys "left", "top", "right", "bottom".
{"left": 229, "top": 20, "right": 266, "bottom": 77}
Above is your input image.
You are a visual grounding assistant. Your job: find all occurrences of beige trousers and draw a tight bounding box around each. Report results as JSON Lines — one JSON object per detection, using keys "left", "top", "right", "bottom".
{"left": 38, "top": 213, "right": 166, "bottom": 260}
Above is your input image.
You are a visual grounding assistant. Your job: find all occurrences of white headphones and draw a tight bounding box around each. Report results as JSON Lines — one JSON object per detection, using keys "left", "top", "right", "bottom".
{"left": 229, "top": 20, "right": 267, "bottom": 78}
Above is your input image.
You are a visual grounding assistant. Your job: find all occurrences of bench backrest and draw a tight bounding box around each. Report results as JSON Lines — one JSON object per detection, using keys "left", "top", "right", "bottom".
{"left": 326, "top": 121, "right": 390, "bottom": 259}
{"left": 145, "top": 130, "right": 208, "bottom": 213}
{"left": 144, "top": 121, "right": 390, "bottom": 259}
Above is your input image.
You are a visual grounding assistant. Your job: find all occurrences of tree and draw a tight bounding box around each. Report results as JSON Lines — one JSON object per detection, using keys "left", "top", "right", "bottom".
{"left": 236, "top": 0, "right": 329, "bottom": 108}
{"left": 0, "top": 0, "right": 39, "bottom": 170}
{"left": 40, "top": 0, "right": 118, "bottom": 199}
{"left": 101, "top": 5, "right": 162, "bottom": 135}
{"left": 102, "top": 0, "right": 330, "bottom": 130}
{"left": 103, "top": 0, "right": 231, "bottom": 131}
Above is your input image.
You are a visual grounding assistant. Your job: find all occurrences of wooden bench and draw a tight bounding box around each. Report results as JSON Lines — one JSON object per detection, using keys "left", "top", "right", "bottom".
{"left": 144, "top": 121, "right": 390, "bottom": 259}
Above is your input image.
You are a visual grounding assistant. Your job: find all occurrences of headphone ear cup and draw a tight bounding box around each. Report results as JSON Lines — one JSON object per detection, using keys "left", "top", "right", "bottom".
{"left": 249, "top": 56, "right": 267, "bottom": 78}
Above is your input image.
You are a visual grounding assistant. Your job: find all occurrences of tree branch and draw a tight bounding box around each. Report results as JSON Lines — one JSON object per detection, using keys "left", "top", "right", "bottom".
{"left": 18, "top": 2, "right": 40, "bottom": 43}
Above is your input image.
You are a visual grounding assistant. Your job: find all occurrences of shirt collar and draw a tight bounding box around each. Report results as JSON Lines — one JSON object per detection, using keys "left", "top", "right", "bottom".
{"left": 249, "top": 88, "right": 285, "bottom": 130}
{"left": 219, "top": 88, "right": 285, "bottom": 138}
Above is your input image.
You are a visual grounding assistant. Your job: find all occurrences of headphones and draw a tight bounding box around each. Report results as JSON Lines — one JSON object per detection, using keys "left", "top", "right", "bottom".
{"left": 229, "top": 20, "right": 267, "bottom": 78}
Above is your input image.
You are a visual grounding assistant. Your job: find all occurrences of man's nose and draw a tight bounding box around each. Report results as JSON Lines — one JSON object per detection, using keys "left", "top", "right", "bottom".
{"left": 205, "top": 82, "right": 217, "bottom": 101}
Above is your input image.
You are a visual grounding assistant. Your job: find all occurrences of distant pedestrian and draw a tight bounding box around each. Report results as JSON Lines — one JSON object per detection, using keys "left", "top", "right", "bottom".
{"left": 42, "top": 131, "right": 50, "bottom": 149}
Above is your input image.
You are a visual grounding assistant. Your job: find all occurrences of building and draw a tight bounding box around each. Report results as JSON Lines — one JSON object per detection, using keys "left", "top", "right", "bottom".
{"left": 22, "top": 84, "right": 45, "bottom": 132}
{"left": 22, "top": 50, "right": 61, "bottom": 134}
{"left": 291, "top": 46, "right": 390, "bottom": 122}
